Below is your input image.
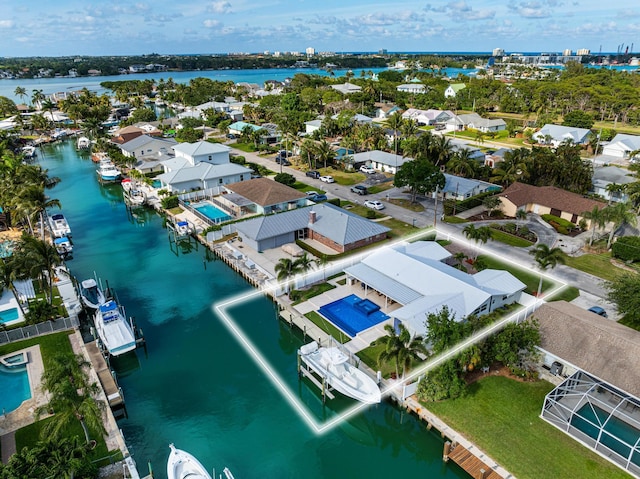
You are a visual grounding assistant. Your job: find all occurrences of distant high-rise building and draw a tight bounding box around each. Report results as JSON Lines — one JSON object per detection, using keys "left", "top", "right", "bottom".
{"left": 563, "top": 49, "right": 573, "bottom": 56}
{"left": 273, "top": 51, "right": 281, "bottom": 57}
{"left": 492, "top": 48, "right": 505, "bottom": 57}
{"left": 378, "top": 49, "right": 388, "bottom": 55}
{"left": 577, "top": 48, "right": 591, "bottom": 55}
{"left": 306, "top": 47, "right": 315, "bottom": 56}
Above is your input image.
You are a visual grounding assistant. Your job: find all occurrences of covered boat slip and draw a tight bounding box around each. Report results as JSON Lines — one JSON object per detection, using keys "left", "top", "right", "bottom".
{"left": 542, "top": 370, "right": 640, "bottom": 476}
{"left": 95, "top": 301, "right": 137, "bottom": 356}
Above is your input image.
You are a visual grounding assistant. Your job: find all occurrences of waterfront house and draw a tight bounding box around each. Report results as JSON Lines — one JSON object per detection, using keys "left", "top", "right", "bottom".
{"left": 111, "top": 125, "right": 146, "bottom": 145}
{"left": 601, "top": 133, "right": 640, "bottom": 161}
{"left": 532, "top": 124, "right": 591, "bottom": 147}
{"left": 444, "top": 83, "right": 466, "bottom": 98}
{"left": 117, "top": 135, "right": 178, "bottom": 174}
{"left": 343, "top": 241, "right": 525, "bottom": 337}
{"left": 221, "top": 178, "right": 308, "bottom": 216}
{"left": 591, "top": 166, "right": 635, "bottom": 203}
{"left": 155, "top": 141, "right": 252, "bottom": 193}
{"left": 350, "top": 150, "right": 409, "bottom": 174}
{"left": 497, "top": 182, "right": 604, "bottom": 227}
{"left": 533, "top": 301, "right": 640, "bottom": 477}
{"left": 330, "top": 83, "right": 362, "bottom": 95}
{"left": 234, "top": 203, "right": 390, "bottom": 253}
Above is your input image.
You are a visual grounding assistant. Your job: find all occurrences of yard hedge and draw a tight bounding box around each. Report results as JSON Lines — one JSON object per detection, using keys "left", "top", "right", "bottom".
{"left": 612, "top": 236, "right": 640, "bottom": 262}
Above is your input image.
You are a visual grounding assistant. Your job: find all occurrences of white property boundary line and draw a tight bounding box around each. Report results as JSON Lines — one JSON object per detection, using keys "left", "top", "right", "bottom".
{"left": 212, "top": 227, "right": 570, "bottom": 434}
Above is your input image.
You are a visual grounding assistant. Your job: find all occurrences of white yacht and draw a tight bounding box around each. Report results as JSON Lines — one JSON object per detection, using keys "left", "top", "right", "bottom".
{"left": 96, "top": 159, "right": 122, "bottom": 183}
{"left": 167, "top": 444, "right": 212, "bottom": 479}
{"left": 121, "top": 178, "right": 146, "bottom": 206}
{"left": 48, "top": 213, "right": 72, "bottom": 238}
{"left": 299, "top": 341, "right": 381, "bottom": 404}
{"left": 80, "top": 277, "right": 107, "bottom": 310}
{"left": 94, "top": 299, "right": 136, "bottom": 356}
{"left": 53, "top": 236, "right": 73, "bottom": 257}
{"left": 77, "top": 136, "right": 91, "bottom": 150}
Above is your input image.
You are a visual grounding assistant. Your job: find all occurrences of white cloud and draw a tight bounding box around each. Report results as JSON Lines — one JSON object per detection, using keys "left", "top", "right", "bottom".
{"left": 204, "top": 19, "right": 222, "bottom": 28}
{"left": 211, "top": 1, "right": 233, "bottom": 14}
{"left": 0, "top": 20, "right": 14, "bottom": 28}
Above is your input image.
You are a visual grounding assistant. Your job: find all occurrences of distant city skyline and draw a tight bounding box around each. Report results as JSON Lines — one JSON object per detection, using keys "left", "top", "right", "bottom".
{"left": 1, "top": 0, "right": 639, "bottom": 58}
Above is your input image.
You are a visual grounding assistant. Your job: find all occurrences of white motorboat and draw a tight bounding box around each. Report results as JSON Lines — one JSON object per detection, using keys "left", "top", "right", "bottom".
{"left": 48, "top": 213, "right": 72, "bottom": 238}
{"left": 94, "top": 299, "right": 136, "bottom": 356}
{"left": 299, "top": 341, "right": 381, "bottom": 404}
{"left": 21, "top": 145, "right": 36, "bottom": 159}
{"left": 53, "top": 236, "right": 73, "bottom": 257}
{"left": 167, "top": 444, "right": 212, "bottom": 479}
{"left": 79, "top": 277, "right": 107, "bottom": 310}
{"left": 176, "top": 220, "right": 190, "bottom": 236}
{"left": 121, "top": 178, "right": 147, "bottom": 206}
{"left": 96, "top": 159, "right": 122, "bottom": 182}
{"left": 76, "top": 136, "right": 91, "bottom": 150}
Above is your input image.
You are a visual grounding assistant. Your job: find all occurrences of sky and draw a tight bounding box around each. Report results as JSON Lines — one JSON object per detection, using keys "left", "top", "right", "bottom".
{"left": 1, "top": 0, "right": 639, "bottom": 57}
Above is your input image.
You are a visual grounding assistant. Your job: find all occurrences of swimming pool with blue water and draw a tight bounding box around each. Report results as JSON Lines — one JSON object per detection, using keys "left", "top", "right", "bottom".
{"left": 0, "top": 364, "right": 31, "bottom": 414}
{"left": 193, "top": 201, "right": 231, "bottom": 222}
{"left": 0, "top": 307, "right": 19, "bottom": 324}
{"left": 319, "top": 294, "right": 389, "bottom": 337}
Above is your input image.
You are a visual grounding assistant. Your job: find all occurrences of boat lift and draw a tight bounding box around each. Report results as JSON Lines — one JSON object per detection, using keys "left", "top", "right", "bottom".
{"left": 167, "top": 218, "right": 198, "bottom": 256}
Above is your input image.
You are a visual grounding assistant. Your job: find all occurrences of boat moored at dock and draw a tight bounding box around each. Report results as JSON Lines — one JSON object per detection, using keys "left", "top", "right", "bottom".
{"left": 94, "top": 299, "right": 136, "bottom": 356}
{"left": 299, "top": 341, "right": 381, "bottom": 404}
{"left": 80, "top": 277, "right": 107, "bottom": 310}
{"left": 77, "top": 136, "right": 91, "bottom": 150}
{"left": 48, "top": 212, "right": 72, "bottom": 238}
{"left": 96, "top": 159, "right": 122, "bottom": 183}
{"left": 121, "top": 178, "right": 147, "bottom": 206}
{"left": 54, "top": 236, "right": 73, "bottom": 258}
{"left": 167, "top": 444, "right": 212, "bottom": 479}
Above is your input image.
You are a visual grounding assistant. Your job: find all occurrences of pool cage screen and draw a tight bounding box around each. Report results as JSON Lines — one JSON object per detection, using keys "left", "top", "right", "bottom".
{"left": 541, "top": 370, "right": 640, "bottom": 477}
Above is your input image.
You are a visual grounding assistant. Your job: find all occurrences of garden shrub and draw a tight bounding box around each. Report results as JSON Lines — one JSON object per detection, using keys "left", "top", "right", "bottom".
{"left": 161, "top": 195, "right": 179, "bottom": 209}
{"left": 541, "top": 214, "right": 576, "bottom": 234}
{"left": 327, "top": 198, "right": 341, "bottom": 207}
{"left": 612, "top": 236, "right": 640, "bottom": 262}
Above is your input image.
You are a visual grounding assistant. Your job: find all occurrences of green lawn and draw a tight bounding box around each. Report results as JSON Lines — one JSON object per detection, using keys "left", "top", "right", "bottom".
{"left": 489, "top": 228, "right": 534, "bottom": 247}
{"left": 303, "top": 311, "right": 350, "bottom": 344}
{"left": 367, "top": 183, "right": 394, "bottom": 194}
{"left": 478, "top": 255, "right": 579, "bottom": 301}
{"left": 443, "top": 216, "right": 468, "bottom": 224}
{"left": 291, "top": 282, "right": 336, "bottom": 305}
{"left": 387, "top": 198, "right": 425, "bottom": 212}
{"left": 358, "top": 342, "right": 423, "bottom": 378}
{"left": 562, "top": 252, "right": 627, "bottom": 282}
{"left": 317, "top": 168, "right": 364, "bottom": 186}
{"left": 292, "top": 181, "right": 325, "bottom": 194}
{"left": 232, "top": 142, "right": 257, "bottom": 153}
{"left": 379, "top": 218, "right": 424, "bottom": 239}
{"left": 427, "top": 376, "right": 629, "bottom": 479}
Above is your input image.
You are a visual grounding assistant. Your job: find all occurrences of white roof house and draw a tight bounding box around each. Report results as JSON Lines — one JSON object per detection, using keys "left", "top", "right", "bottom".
{"left": 456, "top": 113, "right": 507, "bottom": 133}
{"left": 119, "top": 135, "right": 177, "bottom": 159}
{"left": 402, "top": 109, "right": 454, "bottom": 126}
{"left": 330, "top": 83, "right": 362, "bottom": 95}
{"left": 397, "top": 84, "right": 427, "bottom": 94}
{"left": 156, "top": 141, "right": 252, "bottom": 193}
{"left": 591, "top": 166, "right": 636, "bottom": 203}
{"left": 442, "top": 174, "right": 502, "bottom": 200}
{"left": 351, "top": 150, "right": 409, "bottom": 174}
{"left": 344, "top": 241, "right": 525, "bottom": 336}
{"left": 601, "top": 133, "right": 640, "bottom": 160}
{"left": 532, "top": 124, "right": 592, "bottom": 147}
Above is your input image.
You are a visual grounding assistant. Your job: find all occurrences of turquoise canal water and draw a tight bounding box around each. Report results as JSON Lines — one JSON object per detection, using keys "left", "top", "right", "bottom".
{"left": 38, "top": 140, "right": 466, "bottom": 479}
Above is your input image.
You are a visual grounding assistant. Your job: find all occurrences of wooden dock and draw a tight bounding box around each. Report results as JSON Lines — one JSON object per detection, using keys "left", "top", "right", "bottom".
{"left": 86, "top": 341, "right": 124, "bottom": 410}
{"left": 445, "top": 442, "right": 503, "bottom": 479}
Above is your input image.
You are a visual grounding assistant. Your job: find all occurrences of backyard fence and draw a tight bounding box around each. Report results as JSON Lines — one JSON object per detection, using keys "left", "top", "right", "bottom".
{"left": 0, "top": 316, "right": 78, "bottom": 345}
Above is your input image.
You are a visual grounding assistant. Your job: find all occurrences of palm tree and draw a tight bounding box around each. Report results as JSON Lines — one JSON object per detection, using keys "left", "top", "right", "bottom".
{"left": 294, "top": 252, "right": 316, "bottom": 274}
{"left": 453, "top": 251, "right": 467, "bottom": 271}
{"left": 13, "top": 235, "right": 62, "bottom": 304}
{"left": 582, "top": 205, "right": 607, "bottom": 246}
{"left": 36, "top": 353, "right": 106, "bottom": 445}
{"left": 14, "top": 86, "right": 27, "bottom": 106}
{"left": 31, "top": 89, "right": 45, "bottom": 109}
{"left": 446, "top": 149, "right": 477, "bottom": 177}
{"left": 529, "top": 244, "right": 565, "bottom": 296}
{"left": 604, "top": 202, "right": 638, "bottom": 249}
{"left": 374, "top": 323, "right": 428, "bottom": 379}
{"left": 386, "top": 112, "right": 404, "bottom": 155}
{"left": 274, "top": 257, "right": 303, "bottom": 296}
{"left": 515, "top": 208, "right": 528, "bottom": 231}
{"left": 462, "top": 224, "right": 492, "bottom": 260}
{"left": 314, "top": 139, "right": 334, "bottom": 169}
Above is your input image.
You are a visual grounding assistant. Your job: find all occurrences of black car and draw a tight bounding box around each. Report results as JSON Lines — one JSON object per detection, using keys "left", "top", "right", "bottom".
{"left": 275, "top": 158, "right": 291, "bottom": 166}
{"left": 350, "top": 185, "right": 368, "bottom": 195}
{"left": 306, "top": 170, "right": 321, "bottom": 179}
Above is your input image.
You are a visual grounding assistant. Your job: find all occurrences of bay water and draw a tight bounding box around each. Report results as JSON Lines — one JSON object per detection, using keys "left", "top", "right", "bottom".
{"left": 38, "top": 141, "right": 466, "bottom": 479}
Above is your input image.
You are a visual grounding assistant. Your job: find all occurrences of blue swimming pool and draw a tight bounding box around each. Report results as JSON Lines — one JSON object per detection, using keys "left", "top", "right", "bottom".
{"left": 571, "top": 403, "right": 640, "bottom": 466}
{"left": 319, "top": 294, "right": 389, "bottom": 337}
{"left": 194, "top": 202, "right": 231, "bottom": 222}
{"left": 0, "top": 307, "right": 19, "bottom": 324}
{"left": 0, "top": 364, "right": 31, "bottom": 414}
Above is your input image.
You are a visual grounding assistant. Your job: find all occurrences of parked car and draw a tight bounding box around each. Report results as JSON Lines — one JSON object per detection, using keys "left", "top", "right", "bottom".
{"left": 226, "top": 133, "right": 236, "bottom": 139}
{"left": 587, "top": 306, "right": 608, "bottom": 317}
{"left": 320, "top": 175, "right": 335, "bottom": 183}
{"left": 364, "top": 200, "right": 385, "bottom": 210}
{"left": 306, "top": 170, "right": 321, "bottom": 179}
{"left": 275, "top": 158, "right": 291, "bottom": 166}
{"left": 359, "top": 165, "right": 375, "bottom": 174}
{"left": 350, "top": 185, "right": 368, "bottom": 195}
{"left": 308, "top": 193, "right": 328, "bottom": 202}
{"left": 306, "top": 191, "right": 320, "bottom": 197}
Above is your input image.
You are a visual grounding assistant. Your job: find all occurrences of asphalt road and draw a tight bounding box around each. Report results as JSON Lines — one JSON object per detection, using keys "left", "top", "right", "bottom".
{"left": 229, "top": 143, "right": 615, "bottom": 312}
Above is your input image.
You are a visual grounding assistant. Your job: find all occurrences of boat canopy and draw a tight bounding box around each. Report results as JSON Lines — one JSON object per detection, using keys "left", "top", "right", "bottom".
{"left": 54, "top": 237, "right": 70, "bottom": 244}
{"left": 99, "top": 300, "right": 120, "bottom": 323}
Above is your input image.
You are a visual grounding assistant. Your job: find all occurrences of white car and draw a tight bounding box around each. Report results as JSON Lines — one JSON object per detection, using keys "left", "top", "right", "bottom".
{"left": 320, "top": 175, "right": 335, "bottom": 183}
{"left": 360, "top": 165, "right": 375, "bottom": 174}
{"left": 364, "top": 200, "right": 385, "bottom": 210}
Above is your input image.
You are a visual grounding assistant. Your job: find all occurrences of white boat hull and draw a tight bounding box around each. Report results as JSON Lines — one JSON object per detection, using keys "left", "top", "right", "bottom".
{"left": 299, "top": 342, "right": 381, "bottom": 404}
{"left": 94, "top": 300, "right": 136, "bottom": 356}
{"left": 80, "top": 278, "right": 106, "bottom": 310}
{"left": 48, "top": 213, "right": 72, "bottom": 238}
{"left": 167, "top": 444, "right": 212, "bottom": 479}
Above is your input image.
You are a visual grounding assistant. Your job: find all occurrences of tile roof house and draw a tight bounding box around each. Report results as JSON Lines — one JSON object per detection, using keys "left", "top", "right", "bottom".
{"left": 234, "top": 203, "right": 390, "bottom": 253}
{"left": 532, "top": 124, "right": 592, "bottom": 147}
{"left": 221, "top": 178, "right": 308, "bottom": 216}
{"left": 497, "top": 182, "right": 605, "bottom": 227}
{"left": 156, "top": 141, "right": 252, "bottom": 193}
{"left": 344, "top": 241, "right": 525, "bottom": 336}
{"left": 111, "top": 125, "right": 145, "bottom": 145}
